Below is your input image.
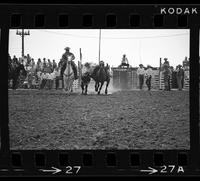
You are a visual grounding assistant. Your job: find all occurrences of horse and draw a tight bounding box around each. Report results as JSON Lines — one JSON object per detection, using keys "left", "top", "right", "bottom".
{"left": 62, "top": 61, "right": 75, "bottom": 94}
{"left": 8, "top": 62, "right": 27, "bottom": 89}
{"left": 91, "top": 62, "right": 110, "bottom": 95}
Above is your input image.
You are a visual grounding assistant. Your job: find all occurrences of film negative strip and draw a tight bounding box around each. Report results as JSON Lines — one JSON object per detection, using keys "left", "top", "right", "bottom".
{"left": 0, "top": 3, "right": 199, "bottom": 176}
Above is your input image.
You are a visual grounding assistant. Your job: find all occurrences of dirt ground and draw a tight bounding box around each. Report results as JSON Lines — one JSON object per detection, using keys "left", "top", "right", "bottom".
{"left": 8, "top": 88, "right": 190, "bottom": 150}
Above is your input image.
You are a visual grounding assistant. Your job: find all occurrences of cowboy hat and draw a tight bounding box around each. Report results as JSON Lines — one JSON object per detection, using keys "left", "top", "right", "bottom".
{"left": 164, "top": 58, "right": 168, "bottom": 60}
{"left": 64, "top": 47, "right": 70, "bottom": 50}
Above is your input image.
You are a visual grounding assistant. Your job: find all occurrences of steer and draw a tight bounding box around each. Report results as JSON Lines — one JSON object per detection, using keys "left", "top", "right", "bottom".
{"left": 81, "top": 72, "right": 91, "bottom": 95}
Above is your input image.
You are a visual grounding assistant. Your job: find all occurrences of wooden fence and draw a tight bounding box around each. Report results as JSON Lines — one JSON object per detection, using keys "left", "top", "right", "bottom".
{"left": 112, "top": 68, "right": 189, "bottom": 90}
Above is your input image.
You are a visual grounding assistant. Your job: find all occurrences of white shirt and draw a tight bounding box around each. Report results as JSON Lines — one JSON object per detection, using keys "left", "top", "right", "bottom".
{"left": 137, "top": 67, "right": 145, "bottom": 75}
{"left": 53, "top": 70, "right": 60, "bottom": 78}
{"left": 26, "top": 66, "right": 32, "bottom": 71}
{"left": 50, "top": 72, "right": 57, "bottom": 80}
{"left": 46, "top": 73, "right": 51, "bottom": 80}
{"left": 41, "top": 73, "right": 48, "bottom": 80}
{"left": 145, "top": 68, "right": 153, "bottom": 77}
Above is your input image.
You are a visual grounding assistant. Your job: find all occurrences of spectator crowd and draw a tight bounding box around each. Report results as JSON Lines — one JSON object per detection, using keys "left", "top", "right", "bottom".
{"left": 136, "top": 57, "right": 189, "bottom": 91}
{"left": 9, "top": 53, "right": 62, "bottom": 89}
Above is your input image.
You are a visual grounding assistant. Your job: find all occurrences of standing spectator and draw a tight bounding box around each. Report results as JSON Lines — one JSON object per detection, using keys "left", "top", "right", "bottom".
{"left": 36, "top": 71, "right": 42, "bottom": 87}
{"left": 53, "top": 67, "right": 60, "bottom": 89}
{"left": 47, "top": 59, "right": 53, "bottom": 71}
{"left": 36, "top": 59, "right": 42, "bottom": 83}
{"left": 137, "top": 64, "right": 145, "bottom": 90}
{"left": 27, "top": 72, "right": 32, "bottom": 89}
{"left": 46, "top": 72, "right": 52, "bottom": 89}
{"left": 13, "top": 55, "right": 18, "bottom": 64}
{"left": 162, "top": 64, "right": 171, "bottom": 91}
{"left": 31, "top": 58, "right": 35, "bottom": 67}
{"left": 8, "top": 54, "right": 12, "bottom": 62}
{"left": 8, "top": 54, "right": 12, "bottom": 66}
{"left": 40, "top": 71, "right": 48, "bottom": 89}
{"left": 145, "top": 65, "right": 153, "bottom": 91}
{"left": 47, "top": 72, "right": 54, "bottom": 89}
{"left": 31, "top": 59, "right": 36, "bottom": 70}
{"left": 21, "top": 58, "right": 25, "bottom": 67}
{"left": 163, "top": 58, "right": 170, "bottom": 67}
{"left": 44, "top": 59, "right": 52, "bottom": 73}
{"left": 42, "top": 58, "right": 47, "bottom": 71}
{"left": 52, "top": 59, "right": 57, "bottom": 71}
{"left": 27, "top": 54, "right": 31, "bottom": 66}
{"left": 45, "top": 72, "right": 50, "bottom": 89}
{"left": 171, "top": 66, "right": 178, "bottom": 89}
{"left": 19, "top": 57, "right": 22, "bottom": 64}
{"left": 176, "top": 65, "right": 184, "bottom": 91}
{"left": 31, "top": 75, "right": 37, "bottom": 89}
{"left": 36, "top": 58, "right": 42, "bottom": 72}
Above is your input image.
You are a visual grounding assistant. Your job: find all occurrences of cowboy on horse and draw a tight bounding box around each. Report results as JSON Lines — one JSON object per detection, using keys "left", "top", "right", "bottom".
{"left": 91, "top": 60, "right": 110, "bottom": 94}
{"left": 60, "top": 47, "right": 78, "bottom": 93}
{"left": 60, "top": 47, "right": 78, "bottom": 82}
{"left": 91, "top": 61, "right": 110, "bottom": 78}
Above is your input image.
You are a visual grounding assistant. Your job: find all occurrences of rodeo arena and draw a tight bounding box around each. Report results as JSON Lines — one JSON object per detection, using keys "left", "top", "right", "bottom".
{"left": 8, "top": 33, "right": 190, "bottom": 150}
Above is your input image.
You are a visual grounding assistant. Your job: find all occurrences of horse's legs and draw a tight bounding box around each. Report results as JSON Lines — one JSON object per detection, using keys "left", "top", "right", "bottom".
{"left": 105, "top": 79, "right": 110, "bottom": 94}
{"left": 95, "top": 82, "right": 98, "bottom": 92}
{"left": 81, "top": 82, "right": 84, "bottom": 94}
{"left": 68, "top": 77, "right": 74, "bottom": 93}
{"left": 98, "top": 81, "right": 104, "bottom": 95}
{"left": 85, "top": 84, "right": 88, "bottom": 95}
{"left": 63, "top": 76, "right": 68, "bottom": 92}
{"left": 66, "top": 77, "right": 70, "bottom": 92}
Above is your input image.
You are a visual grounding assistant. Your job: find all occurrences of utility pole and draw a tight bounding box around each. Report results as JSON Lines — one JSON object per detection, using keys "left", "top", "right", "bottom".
{"left": 16, "top": 29, "right": 30, "bottom": 58}
{"left": 98, "top": 29, "right": 101, "bottom": 64}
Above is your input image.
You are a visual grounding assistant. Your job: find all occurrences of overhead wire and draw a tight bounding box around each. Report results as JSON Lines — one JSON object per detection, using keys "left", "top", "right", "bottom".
{"left": 38, "top": 29, "right": 189, "bottom": 40}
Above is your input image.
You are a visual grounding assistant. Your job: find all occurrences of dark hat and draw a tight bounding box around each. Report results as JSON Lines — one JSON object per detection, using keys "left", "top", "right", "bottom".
{"left": 164, "top": 58, "right": 168, "bottom": 60}
{"left": 139, "top": 64, "right": 143, "bottom": 66}
{"left": 64, "top": 47, "right": 70, "bottom": 50}
{"left": 177, "top": 64, "right": 182, "bottom": 67}
{"left": 147, "top": 65, "right": 151, "bottom": 68}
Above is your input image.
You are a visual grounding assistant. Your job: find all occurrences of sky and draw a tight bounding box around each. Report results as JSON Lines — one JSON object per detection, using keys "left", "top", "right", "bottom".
{"left": 8, "top": 29, "right": 190, "bottom": 68}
